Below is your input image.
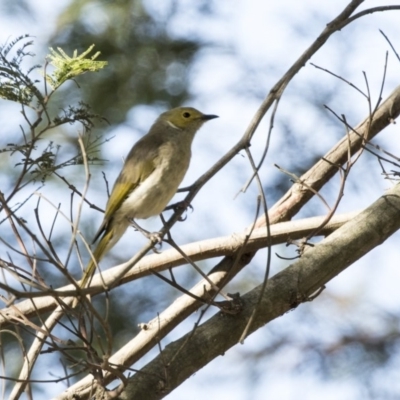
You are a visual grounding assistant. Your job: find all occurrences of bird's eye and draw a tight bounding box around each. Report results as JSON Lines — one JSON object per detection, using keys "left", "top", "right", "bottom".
{"left": 182, "top": 112, "right": 191, "bottom": 118}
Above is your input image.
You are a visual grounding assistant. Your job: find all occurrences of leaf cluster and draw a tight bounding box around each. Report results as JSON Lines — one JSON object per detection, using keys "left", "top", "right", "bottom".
{"left": 0, "top": 35, "right": 43, "bottom": 105}
{"left": 0, "top": 36, "right": 108, "bottom": 185}
{"left": 46, "top": 44, "right": 107, "bottom": 89}
{"left": 0, "top": 40, "right": 110, "bottom": 349}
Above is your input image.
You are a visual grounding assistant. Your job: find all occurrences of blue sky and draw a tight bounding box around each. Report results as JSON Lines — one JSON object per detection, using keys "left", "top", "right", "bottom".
{"left": 2, "top": 1, "right": 400, "bottom": 399}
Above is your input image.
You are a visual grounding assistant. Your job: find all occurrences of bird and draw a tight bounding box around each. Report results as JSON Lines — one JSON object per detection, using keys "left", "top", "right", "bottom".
{"left": 77, "top": 106, "right": 218, "bottom": 294}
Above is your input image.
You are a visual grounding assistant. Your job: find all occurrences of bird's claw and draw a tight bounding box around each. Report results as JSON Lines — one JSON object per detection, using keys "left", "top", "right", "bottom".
{"left": 148, "top": 231, "right": 162, "bottom": 243}
{"left": 149, "top": 232, "right": 163, "bottom": 253}
{"left": 165, "top": 200, "right": 193, "bottom": 221}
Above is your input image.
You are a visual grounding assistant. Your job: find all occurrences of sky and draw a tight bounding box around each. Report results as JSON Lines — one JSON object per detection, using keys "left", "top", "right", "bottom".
{"left": 1, "top": 1, "right": 400, "bottom": 399}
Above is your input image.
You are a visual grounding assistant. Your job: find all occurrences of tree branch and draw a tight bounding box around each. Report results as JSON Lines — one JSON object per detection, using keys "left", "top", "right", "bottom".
{"left": 0, "top": 212, "right": 357, "bottom": 325}
{"left": 116, "top": 182, "right": 400, "bottom": 400}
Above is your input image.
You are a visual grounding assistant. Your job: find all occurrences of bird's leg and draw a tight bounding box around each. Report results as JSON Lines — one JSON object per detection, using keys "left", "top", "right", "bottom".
{"left": 130, "top": 218, "right": 150, "bottom": 235}
{"left": 164, "top": 200, "right": 193, "bottom": 221}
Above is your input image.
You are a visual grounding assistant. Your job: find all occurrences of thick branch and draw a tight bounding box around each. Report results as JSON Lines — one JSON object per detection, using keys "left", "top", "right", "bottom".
{"left": 0, "top": 212, "right": 357, "bottom": 326}
{"left": 266, "top": 84, "right": 400, "bottom": 225}
{"left": 118, "top": 182, "right": 400, "bottom": 400}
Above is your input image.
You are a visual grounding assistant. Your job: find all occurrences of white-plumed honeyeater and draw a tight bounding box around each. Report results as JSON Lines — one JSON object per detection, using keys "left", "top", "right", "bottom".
{"left": 79, "top": 107, "right": 218, "bottom": 291}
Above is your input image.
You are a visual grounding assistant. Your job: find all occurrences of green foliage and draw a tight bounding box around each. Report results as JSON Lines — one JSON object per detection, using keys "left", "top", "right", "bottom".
{"left": 0, "top": 35, "right": 43, "bottom": 105}
{"left": 0, "top": 36, "right": 107, "bottom": 185}
{"left": 46, "top": 45, "right": 107, "bottom": 89}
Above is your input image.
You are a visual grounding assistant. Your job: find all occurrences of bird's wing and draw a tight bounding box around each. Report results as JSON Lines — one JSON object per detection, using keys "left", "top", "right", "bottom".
{"left": 92, "top": 125, "right": 167, "bottom": 244}
{"left": 92, "top": 155, "right": 157, "bottom": 243}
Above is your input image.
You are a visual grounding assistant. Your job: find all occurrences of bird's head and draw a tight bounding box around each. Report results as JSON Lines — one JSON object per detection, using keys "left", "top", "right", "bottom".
{"left": 161, "top": 107, "right": 218, "bottom": 132}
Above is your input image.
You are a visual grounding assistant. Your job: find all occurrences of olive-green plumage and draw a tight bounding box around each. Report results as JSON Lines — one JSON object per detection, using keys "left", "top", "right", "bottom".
{"left": 79, "top": 107, "right": 218, "bottom": 291}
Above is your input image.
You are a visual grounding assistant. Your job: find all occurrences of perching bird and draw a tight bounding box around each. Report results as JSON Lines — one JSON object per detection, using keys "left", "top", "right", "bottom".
{"left": 79, "top": 106, "right": 218, "bottom": 291}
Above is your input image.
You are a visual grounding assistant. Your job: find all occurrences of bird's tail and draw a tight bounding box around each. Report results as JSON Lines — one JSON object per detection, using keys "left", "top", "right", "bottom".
{"left": 72, "top": 228, "right": 115, "bottom": 307}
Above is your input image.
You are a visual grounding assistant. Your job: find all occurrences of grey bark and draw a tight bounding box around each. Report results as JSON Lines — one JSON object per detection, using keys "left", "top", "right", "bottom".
{"left": 115, "top": 183, "right": 400, "bottom": 400}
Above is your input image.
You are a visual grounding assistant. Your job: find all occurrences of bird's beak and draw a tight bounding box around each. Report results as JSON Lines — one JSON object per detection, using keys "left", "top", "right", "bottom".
{"left": 201, "top": 114, "right": 219, "bottom": 121}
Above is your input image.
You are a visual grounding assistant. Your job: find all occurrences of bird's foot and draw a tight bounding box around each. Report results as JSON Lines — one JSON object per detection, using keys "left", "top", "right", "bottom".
{"left": 130, "top": 219, "right": 163, "bottom": 251}
{"left": 164, "top": 200, "right": 193, "bottom": 221}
